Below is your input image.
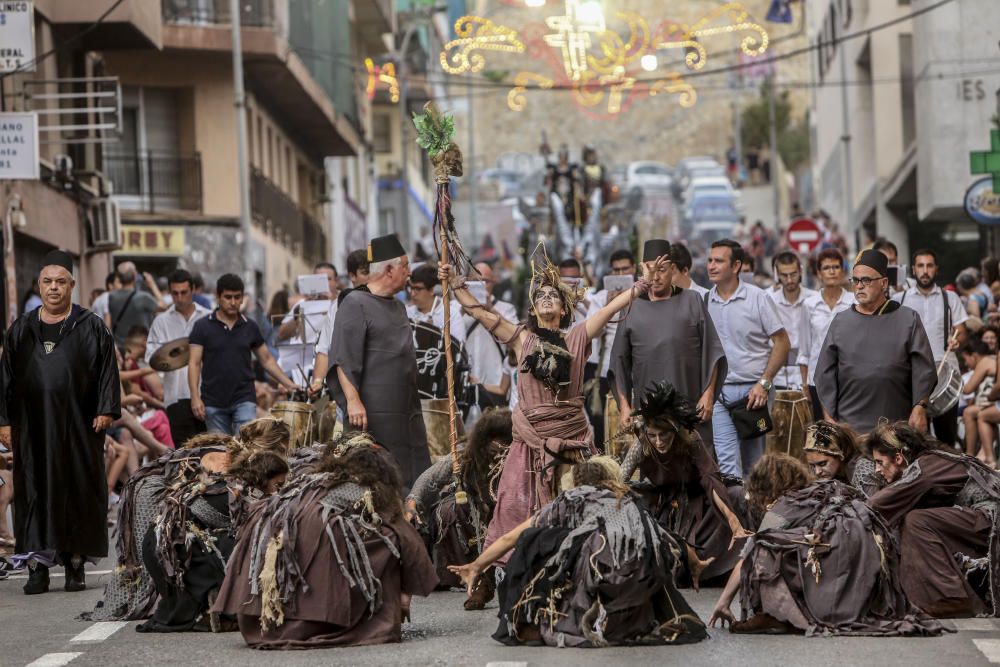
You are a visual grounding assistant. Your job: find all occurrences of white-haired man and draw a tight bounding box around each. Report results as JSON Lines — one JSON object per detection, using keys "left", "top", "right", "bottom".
{"left": 330, "top": 234, "right": 430, "bottom": 486}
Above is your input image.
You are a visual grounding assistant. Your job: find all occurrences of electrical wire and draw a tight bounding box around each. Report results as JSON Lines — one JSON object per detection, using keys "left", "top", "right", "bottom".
{"left": 0, "top": 0, "right": 128, "bottom": 80}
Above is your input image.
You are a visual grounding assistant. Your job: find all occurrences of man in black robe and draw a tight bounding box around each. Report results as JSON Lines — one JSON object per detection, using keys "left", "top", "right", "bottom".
{"left": 815, "top": 249, "right": 935, "bottom": 434}
{"left": 610, "top": 239, "right": 727, "bottom": 445}
{"left": 331, "top": 234, "right": 430, "bottom": 487}
{"left": 0, "top": 250, "right": 120, "bottom": 594}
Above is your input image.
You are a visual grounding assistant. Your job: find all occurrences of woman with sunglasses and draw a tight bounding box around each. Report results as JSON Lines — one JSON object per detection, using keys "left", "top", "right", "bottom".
{"left": 438, "top": 250, "right": 654, "bottom": 566}
{"left": 620, "top": 381, "right": 751, "bottom": 587}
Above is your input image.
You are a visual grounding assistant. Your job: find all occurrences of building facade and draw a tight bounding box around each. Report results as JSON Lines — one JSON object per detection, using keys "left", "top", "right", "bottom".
{"left": 807, "top": 0, "right": 1000, "bottom": 272}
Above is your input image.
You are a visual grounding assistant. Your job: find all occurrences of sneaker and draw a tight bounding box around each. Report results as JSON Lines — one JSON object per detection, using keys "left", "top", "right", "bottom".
{"left": 23, "top": 561, "right": 49, "bottom": 595}
{"left": 64, "top": 555, "right": 86, "bottom": 593}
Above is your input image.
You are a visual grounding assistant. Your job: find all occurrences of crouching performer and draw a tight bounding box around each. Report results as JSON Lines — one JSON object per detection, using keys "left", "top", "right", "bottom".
{"left": 710, "top": 453, "right": 945, "bottom": 637}
{"left": 450, "top": 458, "right": 708, "bottom": 647}
{"left": 212, "top": 435, "right": 438, "bottom": 649}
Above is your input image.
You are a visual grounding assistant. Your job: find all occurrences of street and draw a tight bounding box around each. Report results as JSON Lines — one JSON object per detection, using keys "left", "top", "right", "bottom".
{"left": 1, "top": 558, "right": 998, "bottom": 667}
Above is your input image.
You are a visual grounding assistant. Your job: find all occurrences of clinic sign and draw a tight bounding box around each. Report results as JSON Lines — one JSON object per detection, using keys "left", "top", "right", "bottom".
{"left": 0, "top": 1, "right": 35, "bottom": 72}
{"left": 0, "top": 112, "right": 39, "bottom": 180}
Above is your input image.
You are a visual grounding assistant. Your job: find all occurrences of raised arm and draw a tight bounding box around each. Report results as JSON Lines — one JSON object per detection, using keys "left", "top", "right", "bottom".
{"left": 438, "top": 264, "right": 526, "bottom": 356}
{"left": 583, "top": 256, "right": 657, "bottom": 339}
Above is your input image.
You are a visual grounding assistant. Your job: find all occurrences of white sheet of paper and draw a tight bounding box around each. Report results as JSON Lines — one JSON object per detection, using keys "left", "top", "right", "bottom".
{"left": 297, "top": 274, "right": 329, "bottom": 297}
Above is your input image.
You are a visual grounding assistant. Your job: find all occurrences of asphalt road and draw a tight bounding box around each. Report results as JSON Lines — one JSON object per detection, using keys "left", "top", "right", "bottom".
{"left": 2, "top": 557, "right": 999, "bottom": 667}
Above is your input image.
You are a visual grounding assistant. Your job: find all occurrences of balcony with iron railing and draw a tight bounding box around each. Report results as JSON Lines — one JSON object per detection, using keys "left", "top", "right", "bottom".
{"left": 161, "top": 0, "right": 277, "bottom": 28}
{"left": 250, "top": 168, "right": 326, "bottom": 264}
{"left": 103, "top": 151, "right": 203, "bottom": 213}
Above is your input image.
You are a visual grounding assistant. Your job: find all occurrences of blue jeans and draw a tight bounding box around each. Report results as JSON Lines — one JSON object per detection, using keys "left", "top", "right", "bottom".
{"left": 204, "top": 401, "right": 258, "bottom": 436}
{"left": 712, "top": 382, "right": 773, "bottom": 478}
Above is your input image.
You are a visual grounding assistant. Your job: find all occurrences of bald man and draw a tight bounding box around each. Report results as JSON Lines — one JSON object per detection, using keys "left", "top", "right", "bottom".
{"left": 0, "top": 250, "right": 120, "bottom": 595}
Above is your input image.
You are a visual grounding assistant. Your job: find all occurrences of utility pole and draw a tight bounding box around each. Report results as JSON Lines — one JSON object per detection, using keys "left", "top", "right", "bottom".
{"left": 767, "top": 73, "right": 780, "bottom": 228}
{"left": 230, "top": 0, "right": 255, "bottom": 297}
{"left": 467, "top": 75, "right": 478, "bottom": 248}
{"left": 398, "top": 26, "right": 417, "bottom": 253}
{"left": 838, "top": 41, "right": 854, "bottom": 244}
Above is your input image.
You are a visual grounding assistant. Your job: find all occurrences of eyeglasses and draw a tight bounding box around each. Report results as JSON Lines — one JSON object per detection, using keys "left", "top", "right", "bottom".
{"left": 849, "top": 276, "right": 885, "bottom": 288}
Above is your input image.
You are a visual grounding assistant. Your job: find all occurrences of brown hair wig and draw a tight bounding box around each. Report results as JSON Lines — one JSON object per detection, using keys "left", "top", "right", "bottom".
{"left": 571, "top": 457, "right": 629, "bottom": 500}
{"left": 864, "top": 421, "right": 940, "bottom": 465}
{"left": 231, "top": 417, "right": 291, "bottom": 458}
{"left": 745, "top": 453, "right": 813, "bottom": 527}
{"left": 318, "top": 443, "right": 405, "bottom": 520}
{"left": 227, "top": 449, "right": 289, "bottom": 492}
{"left": 461, "top": 408, "right": 513, "bottom": 508}
{"left": 181, "top": 432, "right": 236, "bottom": 450}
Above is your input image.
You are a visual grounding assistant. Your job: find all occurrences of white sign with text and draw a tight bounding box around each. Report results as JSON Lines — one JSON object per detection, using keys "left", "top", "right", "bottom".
{"left": 0, "top": 112, "right": 39, "bottom": 179}
{"left": 0, "top": 1, "right": 35, "bottom": 72}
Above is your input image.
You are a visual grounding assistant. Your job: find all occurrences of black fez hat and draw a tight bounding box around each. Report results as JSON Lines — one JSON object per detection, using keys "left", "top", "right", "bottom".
{"left": 41, "top": 249, "right": 74, "bottom": 275}
{"left": 367, "top": 233, "right": 406, "bottom": 263}
{"left": 855, "top": 248, "right": 888, "bottom": 278}
{"left": 642, "top": 239, "right": 671, "bottom": 263}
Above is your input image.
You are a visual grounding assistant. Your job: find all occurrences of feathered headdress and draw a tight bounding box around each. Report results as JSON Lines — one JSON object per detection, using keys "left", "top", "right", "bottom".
{"left": 635, "top": 381, "right": 700, "bottom": 432}
{"left": 527, "top": 242, "right": 587, "bottom": 319}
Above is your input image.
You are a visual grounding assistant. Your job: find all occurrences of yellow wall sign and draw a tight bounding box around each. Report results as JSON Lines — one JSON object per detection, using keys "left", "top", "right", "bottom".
{"left": 120, "top": 225, "right": 186, "bottom": 256}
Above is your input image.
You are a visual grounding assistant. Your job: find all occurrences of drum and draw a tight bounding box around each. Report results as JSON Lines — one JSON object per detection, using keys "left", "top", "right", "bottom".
{"left": 422, "top": 398, "right": 465, "bottom": 461}
{"left": 271, "top": 401, "right": 313, "bottom": 452}
{"left": 312, "top": 401, "right": 341, "bottom": 444}
{"left": 928, "top": 362, "right": 962, "bottom": 418}
{"left": 766, "top": 390, "right": 813, "bottom": 459}
{"left": 603, "top": 393, "right": 628, "bottom": 458}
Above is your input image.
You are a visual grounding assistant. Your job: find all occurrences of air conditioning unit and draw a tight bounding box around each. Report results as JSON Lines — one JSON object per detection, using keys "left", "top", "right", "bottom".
{"left": 91, "top": 197, "right": 121, "bottom": 248}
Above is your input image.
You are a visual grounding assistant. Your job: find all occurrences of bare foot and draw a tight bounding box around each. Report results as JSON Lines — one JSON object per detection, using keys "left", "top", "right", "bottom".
{"left": 686, "top": 544, "right": 715, "bottom": 592}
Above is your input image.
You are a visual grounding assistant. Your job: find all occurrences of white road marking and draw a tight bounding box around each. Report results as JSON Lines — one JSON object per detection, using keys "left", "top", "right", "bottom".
{"left": 953, "top": 618, "right": 998, "bottom": 632}
{"left": 25, "top": 653, "right": 83, "bottom": 667}
{"left": 8, "top": 569, "right": 113, "bottom": 580}
{"left": 485, "top": 663, "right": 528, "bottom": 667}
{"left": 71, "top": 621, "right": 128, "bottom": 642}
{"left": 974, "top": 639, "right": 1000, "bottom": 663}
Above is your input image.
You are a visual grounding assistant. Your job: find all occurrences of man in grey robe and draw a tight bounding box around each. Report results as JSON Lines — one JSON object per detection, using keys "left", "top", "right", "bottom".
{"left": 331, "top": 234, "right": 430, "bottom": 486}
{"left": 815, "top": 249, "right": 936, "bottom": 434}
{"left": 610, "top": 239, "right": 727, "bottom": 445}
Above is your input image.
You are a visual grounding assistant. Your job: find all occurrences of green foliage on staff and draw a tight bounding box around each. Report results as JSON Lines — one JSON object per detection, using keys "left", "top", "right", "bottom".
{"left": 412, "top": 105, "right": 456, "bottom": 158}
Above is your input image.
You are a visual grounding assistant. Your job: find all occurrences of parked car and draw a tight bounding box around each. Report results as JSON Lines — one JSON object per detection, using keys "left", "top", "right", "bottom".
{"left": 684, "top": 194, "right": 740, "bottom": 225}
{"left": 672, "top": 156, "right": 719, "bottom": 194}
{"left": 626, "top": 161, "right": 673, "bottom": 191}
{"left": 692, "top": 219, "right": 740, "bottom": 244}
{"left": 682, "top": 175, "right": 737, "bottom": 204}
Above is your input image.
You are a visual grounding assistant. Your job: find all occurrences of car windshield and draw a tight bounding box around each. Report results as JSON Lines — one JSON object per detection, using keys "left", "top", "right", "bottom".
{"left": 636, "top": 164, "right": 669, "bottom": 175}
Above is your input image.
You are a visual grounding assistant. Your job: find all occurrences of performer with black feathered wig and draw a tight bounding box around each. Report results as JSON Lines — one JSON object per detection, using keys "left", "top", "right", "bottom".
{"left": 620, "top": 381, "right": 750, "bottom": 584}
{"left": 438, "top": 247, "right": 659, "bottom": 564}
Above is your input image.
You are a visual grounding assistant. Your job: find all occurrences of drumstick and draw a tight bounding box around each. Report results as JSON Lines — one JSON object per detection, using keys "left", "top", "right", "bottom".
{"left": 937, "top": 330, "right": 960, "bottom": 374}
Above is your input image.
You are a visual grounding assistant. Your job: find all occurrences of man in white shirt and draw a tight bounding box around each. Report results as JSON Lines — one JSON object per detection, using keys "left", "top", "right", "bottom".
{"left": 768, "top": 251, "right": 816, "bottom": 389}
{"left": 797, "top": 248, "right": 855, "bottom": 420}
{"left": 276, "top": 262, "right": 338, "bottom": 385}
{"left": 585, "top": 249, "right": 635, "bottom": 439}
{"left": 145, "top": 269, "right": 211, "bottom": 445}
{"left": 461, "top": 262, "right": 516, "bottom": 419}
{"left": 893, "top": 248, "right": 968, "bottom": 446}
{"left": 707, "top": 240, "right": 790, "bottom": 477}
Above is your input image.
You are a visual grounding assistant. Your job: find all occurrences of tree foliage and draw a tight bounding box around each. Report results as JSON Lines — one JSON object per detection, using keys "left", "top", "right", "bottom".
{"left": 740, "top": 81, "right": 811, "bottom": 170}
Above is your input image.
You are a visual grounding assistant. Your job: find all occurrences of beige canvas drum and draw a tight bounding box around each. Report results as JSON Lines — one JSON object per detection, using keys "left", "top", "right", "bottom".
{"left": 766, "top": 390, "right": 813, "bottom": 459}
{"left": 603, "top": 394, "right": 629, "bottom": 458}
{"left": 928, "top": 362, "right": 962, "bottom": 418}
{"left": 422, "top": 398, "right": 465, "bottom": 461}
{"left": 312, "top": 401, "right": 341, "bottom": 444}
{"left": 271, "top": 401, "right": 313, "bottom": 452}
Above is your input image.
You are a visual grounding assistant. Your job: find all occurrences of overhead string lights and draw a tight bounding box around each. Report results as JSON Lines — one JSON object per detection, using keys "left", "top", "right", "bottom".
{"left": 438, "top": 1, "right": 771, "bottom": 119}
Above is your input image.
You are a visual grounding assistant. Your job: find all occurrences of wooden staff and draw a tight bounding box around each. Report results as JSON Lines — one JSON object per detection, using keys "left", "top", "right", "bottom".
{"left": 439, "top": 222, "right": 465, "bottom": 504}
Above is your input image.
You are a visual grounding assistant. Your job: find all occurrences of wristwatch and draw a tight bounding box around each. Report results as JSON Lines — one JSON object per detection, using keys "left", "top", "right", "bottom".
{"left": 758, "top": 378, "right": 773, "bottom": 391}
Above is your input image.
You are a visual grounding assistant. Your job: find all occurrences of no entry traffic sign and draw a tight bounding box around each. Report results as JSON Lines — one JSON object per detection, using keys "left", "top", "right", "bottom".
{"left": 786, "top": 217, "right": 822, "bottom": 253}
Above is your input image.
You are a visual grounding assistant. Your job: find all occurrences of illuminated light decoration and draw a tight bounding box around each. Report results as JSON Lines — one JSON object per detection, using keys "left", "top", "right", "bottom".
{"left": 442, "top": 2, "right": 768, "bottom": 119}
{"left": 543, "top": 0, "right": 606, "bottom": 81}
{"left": 507, "top": 71, "right": 555, "bottom": 112}
{"left": 524, "top": 0, "right": 545, "bottom": 6}
{"left": 649, "top": 72, "right": 697, "bottom": 108}
{"left": 365, "top": 57, "right": 400, "bottom": 103}
{"left": 440, "top": 16, "right": 526, "bottom": 74}
{"left": 655, "top": 2, "right": 768, "bottom": 70}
